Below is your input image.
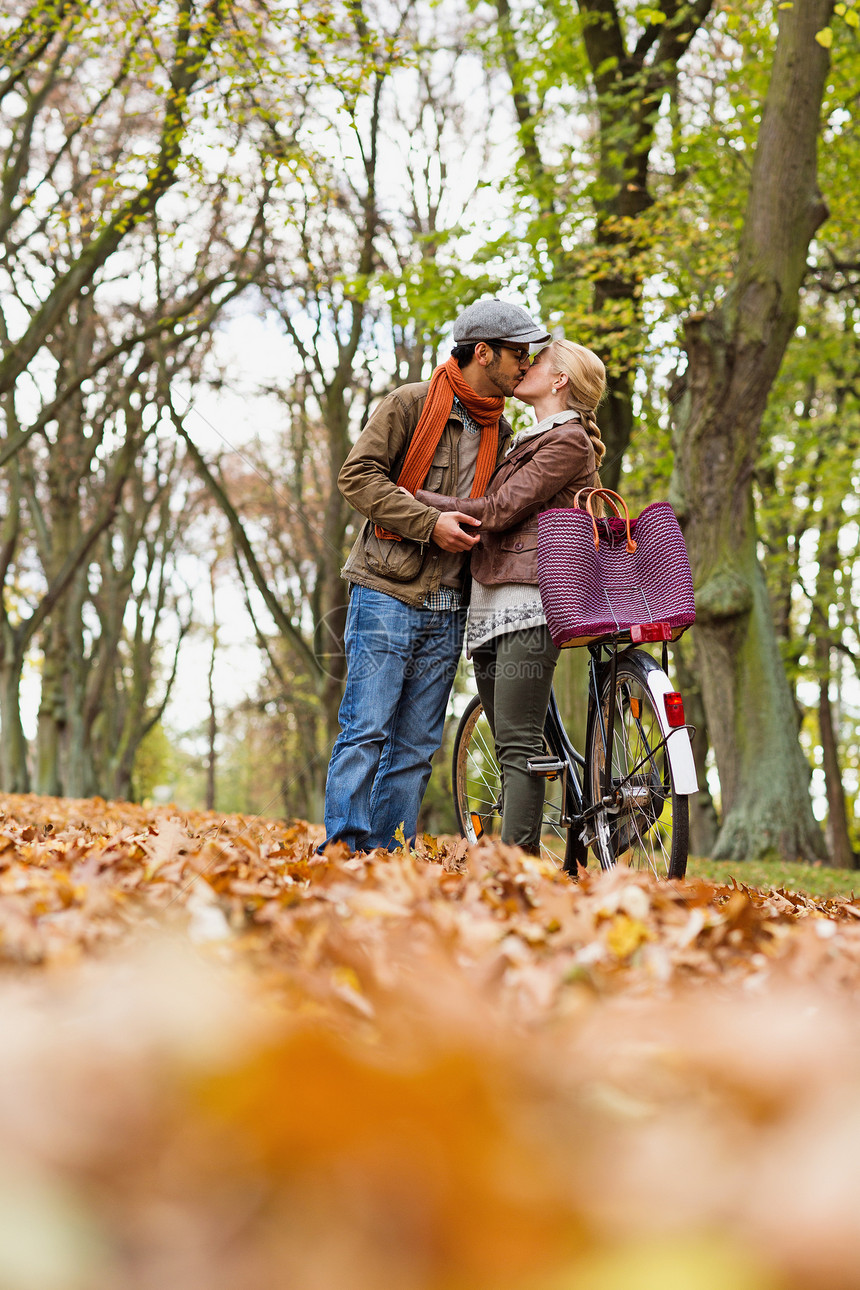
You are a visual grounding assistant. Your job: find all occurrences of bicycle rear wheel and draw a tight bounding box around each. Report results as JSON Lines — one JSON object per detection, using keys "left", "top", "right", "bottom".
{"left": 585, "top": 651, "right": 689, "bottom": 879}
{"left": 452, "top": 695, "right": 573, "bottom": 865}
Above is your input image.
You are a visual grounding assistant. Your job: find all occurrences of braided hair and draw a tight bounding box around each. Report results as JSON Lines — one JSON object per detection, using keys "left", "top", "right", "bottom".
{"left": 546, "top": 340, "right": 606, "bottom": 469}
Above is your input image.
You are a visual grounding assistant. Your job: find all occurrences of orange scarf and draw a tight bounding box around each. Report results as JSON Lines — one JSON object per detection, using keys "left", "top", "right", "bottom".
{"left": 375, "top": 357, "right": 503, "bottom": 540}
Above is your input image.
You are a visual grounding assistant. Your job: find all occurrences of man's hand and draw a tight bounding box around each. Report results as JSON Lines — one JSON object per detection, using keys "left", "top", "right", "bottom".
{"left": 432, "top": 511, "right": 481, "bottom": 552}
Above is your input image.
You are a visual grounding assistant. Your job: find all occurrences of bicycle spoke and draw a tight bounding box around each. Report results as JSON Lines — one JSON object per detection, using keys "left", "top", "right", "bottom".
{"left": 470, "top": 724, "right": 498, "bottom": 765}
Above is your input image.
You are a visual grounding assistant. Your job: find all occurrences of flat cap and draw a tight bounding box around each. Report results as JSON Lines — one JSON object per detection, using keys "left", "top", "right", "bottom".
{"left": 453, "top": 298, "right": 550, "bottom": 346}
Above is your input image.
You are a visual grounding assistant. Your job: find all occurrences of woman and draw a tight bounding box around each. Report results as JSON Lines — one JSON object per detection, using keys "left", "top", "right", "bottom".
{"left": 415, "top": 339, "right": 606, "bottom": 854}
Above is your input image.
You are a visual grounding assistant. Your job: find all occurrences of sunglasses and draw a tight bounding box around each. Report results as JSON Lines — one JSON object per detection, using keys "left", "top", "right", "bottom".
{"left": 487, "top": 341, "right": 532, "bottom": 364}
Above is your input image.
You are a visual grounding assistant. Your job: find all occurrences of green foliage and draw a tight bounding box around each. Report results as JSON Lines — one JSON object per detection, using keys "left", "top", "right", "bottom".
{"left": 417, "top": 740, "right": 458, "bottom": 837}
{"left": 379, "top": 255, "right": 504, "bottom": 360}
{"left": 687, "top": 856, "right": 859, "bottom": 898}
{"left": 132, "top": 722, "right": 173, "bottom": 803}
{"left": 210, "top": 713, "right": 291, "bottom": 818}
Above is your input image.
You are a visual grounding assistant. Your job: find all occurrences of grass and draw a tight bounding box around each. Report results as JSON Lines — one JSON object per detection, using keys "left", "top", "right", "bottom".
{"left": 685, "top": 856, "right": 859, "bottom": 901}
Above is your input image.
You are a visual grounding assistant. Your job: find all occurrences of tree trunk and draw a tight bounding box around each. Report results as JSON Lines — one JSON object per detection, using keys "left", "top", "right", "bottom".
{"left": 671, "top": 638, "right": 719, "bottom": 858}
{"left": 690, "top": 526, "right": 821, "bottom": 861}
{"left": 671, "top": 0, "right": 833, "bottom": 863}
{"left": 64, "top": 705, "right": 97, "bottom": 799}
{"left": 36, "top": 623, "right": 66, "bottom": 798}
{"left": 674, "top": 346, "right": 826, "bottom": 861}
{"left": 206, "top": 631, "right": 217, "bottom": 812}
{"left": 0, "top": 650, "right": 30, "bottom": 793}
{"left": 817, "top": 649, "right": 856, "bottom": 869}
{"left": 813, "top": 514, "right": 856, "bottom": 869}
{"left": 598, "top": 376, "right": 634, "bottom": 492}
{"left": 320, "top": 391, "right": 352, "bottom": 762}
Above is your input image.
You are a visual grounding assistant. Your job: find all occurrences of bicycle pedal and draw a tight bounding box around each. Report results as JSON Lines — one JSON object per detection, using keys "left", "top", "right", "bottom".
{"left": 527, "top": 756, "right": 566, "bottom": 779}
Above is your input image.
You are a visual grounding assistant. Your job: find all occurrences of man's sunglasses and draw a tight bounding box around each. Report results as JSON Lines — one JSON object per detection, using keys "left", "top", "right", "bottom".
{"left": 486, "top": 341, "right": 532, "bottom": 364}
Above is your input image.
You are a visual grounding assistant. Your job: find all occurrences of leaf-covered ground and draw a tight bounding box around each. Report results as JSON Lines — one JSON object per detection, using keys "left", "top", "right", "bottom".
{"left": 687, "top": 854, "right": 859, "bottom": 900}
{"left": 1, "top": 790, "right": 860, "bottom": 1290}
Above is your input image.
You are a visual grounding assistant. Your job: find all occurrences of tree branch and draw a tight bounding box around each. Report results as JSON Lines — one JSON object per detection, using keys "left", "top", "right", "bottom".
{"left": 164, "top": 387, "right": 323, "bottom": 680}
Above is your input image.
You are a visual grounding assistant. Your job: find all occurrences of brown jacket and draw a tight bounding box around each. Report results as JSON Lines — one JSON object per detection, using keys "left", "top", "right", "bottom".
{"left": 415, "top": 417, "right": 598, "bottom": 587}
{"left": 340, "top": 381, "right": 511, "bottom": 606}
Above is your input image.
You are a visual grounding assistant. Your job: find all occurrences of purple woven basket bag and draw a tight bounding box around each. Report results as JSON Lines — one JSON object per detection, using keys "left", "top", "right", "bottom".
{"left": 537, "top": 488, "right": 696, "bottom": 649}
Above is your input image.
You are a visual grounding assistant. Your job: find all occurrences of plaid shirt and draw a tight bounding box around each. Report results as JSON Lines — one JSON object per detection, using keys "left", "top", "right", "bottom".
{"left": 422, "top": 397, "right": 478, "bottom": 612}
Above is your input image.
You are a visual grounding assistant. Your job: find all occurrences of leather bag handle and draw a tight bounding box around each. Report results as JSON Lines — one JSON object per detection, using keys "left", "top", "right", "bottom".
{"left": 573, "top": 487, "right": 622, "bottom": 517}
{"left": 573, "top": 487, "right": 637, "bottom": 553}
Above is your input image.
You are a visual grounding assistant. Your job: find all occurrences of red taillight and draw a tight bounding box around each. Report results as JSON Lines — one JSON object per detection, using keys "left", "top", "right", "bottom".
{"left": 664, "top": 692, "right": 685, "bottom": 727}
{"left": 630, "top": 622, "right": 672, "bottom": 642}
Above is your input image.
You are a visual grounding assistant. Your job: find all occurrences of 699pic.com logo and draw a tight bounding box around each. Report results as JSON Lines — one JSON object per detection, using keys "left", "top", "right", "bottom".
{"left": 313, "top": 600, "right": 392, "bottom": 682}
{"left": 313, "top": 605, "right": 351, "bottom": 680}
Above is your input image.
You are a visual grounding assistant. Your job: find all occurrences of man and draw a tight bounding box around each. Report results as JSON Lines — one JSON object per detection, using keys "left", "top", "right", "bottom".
{"left": 322, "top": 298, "right": 551, "bottom": 852}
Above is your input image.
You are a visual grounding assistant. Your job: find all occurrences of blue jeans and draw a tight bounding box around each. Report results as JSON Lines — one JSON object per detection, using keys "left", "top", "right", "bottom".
{"left": 323, "top": 586, "right": 465, "bottom": 851}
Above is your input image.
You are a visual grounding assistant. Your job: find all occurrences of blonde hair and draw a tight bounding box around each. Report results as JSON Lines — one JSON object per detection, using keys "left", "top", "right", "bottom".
{"left": 546, "top": 339, "right": 606, "bottom": 467}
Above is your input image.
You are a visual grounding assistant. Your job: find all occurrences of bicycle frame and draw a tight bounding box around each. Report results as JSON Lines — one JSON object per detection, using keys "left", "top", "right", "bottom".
{"left": 452, "top": 630, "right": 697, "bottom": 874}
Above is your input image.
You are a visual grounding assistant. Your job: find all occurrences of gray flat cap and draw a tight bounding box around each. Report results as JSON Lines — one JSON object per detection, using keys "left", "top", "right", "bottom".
{"left": 453, "top": 298, "right": 550, "bottom": 346}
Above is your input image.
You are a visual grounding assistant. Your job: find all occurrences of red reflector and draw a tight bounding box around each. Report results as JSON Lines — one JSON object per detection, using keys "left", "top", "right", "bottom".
{"left": 630, "top": 622, "right": 672, "bottom": 642}
{"left": 664, "top": 692, "right": 685, "bottom": 727}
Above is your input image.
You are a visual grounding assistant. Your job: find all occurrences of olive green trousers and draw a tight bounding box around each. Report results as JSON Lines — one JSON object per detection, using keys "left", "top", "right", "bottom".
{"left": 472, "top": 625, "right": 560, "bottom": 854}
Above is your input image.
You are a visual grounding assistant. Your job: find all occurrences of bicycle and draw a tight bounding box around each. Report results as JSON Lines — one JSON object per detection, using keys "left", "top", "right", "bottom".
{"left": 451, "top": 623, "right": 698, "bottom": 880}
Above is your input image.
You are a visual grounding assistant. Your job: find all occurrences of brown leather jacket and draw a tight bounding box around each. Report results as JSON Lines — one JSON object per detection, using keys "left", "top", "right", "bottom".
{"left": 415, "top": 417, "right": 598, "bottom": 587}
{"left": 340, "top": 382, "right": 511, "bottom": 607}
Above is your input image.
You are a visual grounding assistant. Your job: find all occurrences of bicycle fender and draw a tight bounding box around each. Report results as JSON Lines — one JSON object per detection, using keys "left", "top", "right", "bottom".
{"left": 644, "top": 670, "right": 699, "bottom": 795}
